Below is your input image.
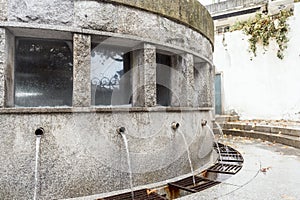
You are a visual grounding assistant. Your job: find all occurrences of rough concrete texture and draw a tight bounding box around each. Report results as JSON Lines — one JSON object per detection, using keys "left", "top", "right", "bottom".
{"left": 0, "top": 0, "right": 215, "bottom": 199}
{"left": 132, "top": 44, "right": 157, "bottom": 107}
{"left": 8, "top": 0, "right": 74, "bottom": 25}
{"left": 0, "top": 28, "right": 5, "bottom": 107}
{"left": 104, "top": 0, "right": 214, "bottom": 44}
{"left": 74, "top": 1, "right": 213, "bottom": 60}
{"left": 73, "top": 33, "right": 91, "bottom": 107}
{"left": 0, "top": 0, "right": 7, "bottom": 21}
{"left": 0, "top": 110, "right": 214, "bottom": 199}
{"left": 194, "top": 63, "right": 213, "bottom": 107}
{"left": 171, "top": 53, "right": 195, "bottom": 107}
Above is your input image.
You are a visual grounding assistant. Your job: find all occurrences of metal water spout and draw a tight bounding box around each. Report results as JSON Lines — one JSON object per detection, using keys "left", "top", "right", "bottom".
{"left": 201, "top": 120, "right": 207, "bottom": 127}
{"left": 117, "top": 127, "right": 126, "bottom": 134}
{"left": 35, "top": 127, "right": 44, "bottom": 136}
{"left": 171, "top": 122, "right": 180, "bottom": 130}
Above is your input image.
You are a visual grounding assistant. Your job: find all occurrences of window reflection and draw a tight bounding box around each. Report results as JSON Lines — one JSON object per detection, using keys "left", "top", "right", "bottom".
{"left": 15, "top": 38, "right": 73, "bottom": 107}
{"left": 91, "top": 44, "right": 131, "bottom": 106}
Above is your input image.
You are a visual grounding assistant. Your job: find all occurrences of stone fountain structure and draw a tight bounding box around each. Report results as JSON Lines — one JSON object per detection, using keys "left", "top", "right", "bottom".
{"left": 0, "top": 0, "right": 215, "bottom": 199}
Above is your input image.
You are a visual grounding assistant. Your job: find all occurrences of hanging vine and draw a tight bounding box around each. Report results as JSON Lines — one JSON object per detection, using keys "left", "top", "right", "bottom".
{"left": 230, "top": 10, "right": 293, "bottom": 59}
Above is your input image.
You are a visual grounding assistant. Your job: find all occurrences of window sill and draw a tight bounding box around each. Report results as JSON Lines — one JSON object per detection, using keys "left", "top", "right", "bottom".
{"left": 0, "top": 106, "right": 213, "bottom": 114}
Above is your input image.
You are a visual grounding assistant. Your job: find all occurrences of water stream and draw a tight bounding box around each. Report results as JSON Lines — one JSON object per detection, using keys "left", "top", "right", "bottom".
{"left": 178, "top": 131, "right": 196, "bottom": 186}
{"left": 214, "top": 122, "right": 231, "bottom": 158}
{"left": 206, "top": 124, "right": 223, "bottom": 163}
{"left": 120, "top": 133, "right": 134, "bottom": 200}
{"left": 33, "top": 136, "right": 42, "bottom": 200}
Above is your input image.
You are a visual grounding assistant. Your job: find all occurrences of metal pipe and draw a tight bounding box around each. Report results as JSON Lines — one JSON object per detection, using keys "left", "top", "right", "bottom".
{"left": 171, "top": 122, "right": 180, "bottom": 130}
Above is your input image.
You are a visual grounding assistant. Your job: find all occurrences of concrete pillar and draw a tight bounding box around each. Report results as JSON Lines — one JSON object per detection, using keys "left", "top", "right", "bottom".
{"left": 171, "top": 53, "right": 194, "bottom": 107}
{"left": 0, "top": 0, "right": 7, "bottom": 21}
{"left": 73, "top": 33, "right": 91, "bottom": 107}
{"left": 0, "top": 28, "right": 5, "bottom": 108}
{"left": 194, "top": 62, "right": 214, "bottom": 107}
{"left": 132, "top": 43, "right": 156, "bottom": 107}
{"left": 0, "top": 28, "right": 14, "bottom": 108}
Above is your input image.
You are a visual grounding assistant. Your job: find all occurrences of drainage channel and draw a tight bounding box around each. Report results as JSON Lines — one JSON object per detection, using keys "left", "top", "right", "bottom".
{"left": 99, "top": 143, "right": 244, "bottom": 200}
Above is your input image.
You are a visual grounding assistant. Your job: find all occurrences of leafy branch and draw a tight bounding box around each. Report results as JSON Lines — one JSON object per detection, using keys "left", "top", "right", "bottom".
{"left": 230, "top": 10, "right": 293, "bottom": 59}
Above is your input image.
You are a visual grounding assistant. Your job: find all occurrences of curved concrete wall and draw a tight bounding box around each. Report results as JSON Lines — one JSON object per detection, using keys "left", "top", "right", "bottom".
{"left": 0, "top": 0, "right": 215, "bottom": 199}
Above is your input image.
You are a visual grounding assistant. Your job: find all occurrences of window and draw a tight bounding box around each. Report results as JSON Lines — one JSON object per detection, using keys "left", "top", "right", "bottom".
{"left": 15, "top": 38, "right": 73, "bottom": 107}
{"left": 91, "top": 44, "right": 131, "bottom": 106}
{"left": 156, "top": 53, "right": 171, "bottom": 106}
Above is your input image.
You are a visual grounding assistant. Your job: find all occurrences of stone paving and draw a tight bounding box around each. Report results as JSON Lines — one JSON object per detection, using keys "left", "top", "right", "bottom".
{"left": 180, "top": 135, "right": 300, "bottom": 200}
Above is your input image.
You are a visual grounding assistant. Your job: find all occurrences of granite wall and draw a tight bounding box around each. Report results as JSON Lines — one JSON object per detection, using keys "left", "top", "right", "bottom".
{"left": 0, "top": 0, "right": 215, "bottom": 199}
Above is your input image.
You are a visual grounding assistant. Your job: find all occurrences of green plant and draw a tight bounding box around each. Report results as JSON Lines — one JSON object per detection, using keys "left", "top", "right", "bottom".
{"left": 231, "top": 10, "right": 293, "bottom": 59}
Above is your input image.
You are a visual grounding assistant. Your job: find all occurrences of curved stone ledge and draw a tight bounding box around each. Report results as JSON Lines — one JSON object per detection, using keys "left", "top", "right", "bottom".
{"left": 4, "top": 0, "right": 214, "bottom": 58}
{"left": 104, "top": 0, "right": 214, "bottom": 45}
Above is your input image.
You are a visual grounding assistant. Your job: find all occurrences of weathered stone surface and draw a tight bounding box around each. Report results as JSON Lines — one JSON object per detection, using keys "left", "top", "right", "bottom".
{"left": 194, "top": 62, "right": 214, "bottom": 107}
{"left": 106, "top": 0, "right": 214, "bottom": 44}
{"left": 132, "top": 43, "right": 157, "bottom": 107}
{"left": 0, "top": 0, "right": 7, "bottom": 21}
{"left": 0, "top": 110, "right": 214, "bottom": 199}
{"left": 7, "top": 0, "right": 74, "bottom": 25}
{"left": 75, "top": 1, "right": 213, "bottom": 60}
{"left": 0, "top": 28, "right": 5, "bottom": 107}
{"left": 73, "top": 33, "right": 91, "bottom": 107}
{"left": 171, "top": 53, "right": 195, "bottom": 107}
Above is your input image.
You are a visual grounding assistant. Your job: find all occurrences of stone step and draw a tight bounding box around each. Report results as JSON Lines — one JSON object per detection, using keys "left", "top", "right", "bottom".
{"left": 222, "top": 129, "right": 300, "bottom": 149}
{"left": 214, "top": 115, "right": 239, "bottom": 123}
{"left": 221, "top": 123, "right": 300, "bottom": 138}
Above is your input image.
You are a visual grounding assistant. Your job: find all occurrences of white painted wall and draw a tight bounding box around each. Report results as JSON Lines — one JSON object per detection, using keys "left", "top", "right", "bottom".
{"left": 214, "top": 3, "right": 300, "bottom": 120}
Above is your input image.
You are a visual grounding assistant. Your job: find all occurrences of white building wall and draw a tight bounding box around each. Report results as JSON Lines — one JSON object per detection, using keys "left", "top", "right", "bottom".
{"left": 214, "top": 3, "right": 300, "bottom": 120}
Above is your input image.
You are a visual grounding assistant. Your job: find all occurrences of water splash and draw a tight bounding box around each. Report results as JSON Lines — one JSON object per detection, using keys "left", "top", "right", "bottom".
{"left": 178, "top": 131, "right": 196, "bottom": 186}
{"left": 214, "top": 122, "right": 230, "bottom": 157}
{"left": 120, "top": 133, "right": 134, "bottom": 200}
{"left": 205, "top": 124, "right": 223, "bottom": 163}
{"left": 33, "top": 136, "right": 42, "bottom": 200}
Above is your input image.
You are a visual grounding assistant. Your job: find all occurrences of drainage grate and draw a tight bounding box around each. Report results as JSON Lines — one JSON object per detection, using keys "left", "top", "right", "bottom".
{"left": 219, "top": 153, "right": 244, "bottom": 163}
{"left": 207, "top": 163, "right": 242, "bottom": 175}
{"left": 101, "top": 143, "right": 243, "bottom": 200}
{"left": 168, "top": 176, "right": 220, "bottom": 193}
{"left": 100, "top": 189, "right": 167, "bottom": 200}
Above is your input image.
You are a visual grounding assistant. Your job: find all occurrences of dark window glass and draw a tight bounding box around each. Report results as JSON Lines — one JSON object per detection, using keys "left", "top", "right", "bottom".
{"left": 91, "top": 44, "right": 131, "bottom": 106}
{"left": 15, "top": 38, "right": 73, "bottom": 107}
{"left": 156, "top": 53, "right": 171, "bottom": 106}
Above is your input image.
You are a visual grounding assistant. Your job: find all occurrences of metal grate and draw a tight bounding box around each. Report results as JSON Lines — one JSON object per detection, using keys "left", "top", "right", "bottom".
{"left": 100, "top": 189, "right": 167, "bottom": 200}
{"left": 101, "top": 143, "right": 243, "bottom": 199}
{"left": 219, "top": 153, "right": 244, "bottom": 163}
{"left": 207, "top": 163, "right": 242, "bottom": 175}
{"left": 168, "top": 176, "right": 220, "bottom": 193}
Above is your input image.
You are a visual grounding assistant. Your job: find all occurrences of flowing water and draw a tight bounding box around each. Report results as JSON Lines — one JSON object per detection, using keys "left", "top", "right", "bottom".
{"left": 120, "top": 133, "right": 134, "bottom": 200}
{"left": 33, "top": 136, "right": 42, "bottom": 200}
{"left": 214, "top": 122, "right": 231, "bottom": 158}
{"left": 205, "top": 124, "right": 223, "bottom": 163}
{"left": 178, "top": 131, "right": 196, "bottom": 186}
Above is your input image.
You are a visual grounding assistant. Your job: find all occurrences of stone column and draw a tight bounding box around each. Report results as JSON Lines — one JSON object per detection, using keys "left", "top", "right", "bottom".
{"left": 0, "top": 0, "right": 7, "bottom": 21}
{"left": 194, "top": 62, "right": 214, "bottom": 107}
{"left": 132, "top": 43, "right": 156, "bottom": 107}
{"left": 73, "top": 33, "right": 91, "bottom": 107}
{"left": 171, "top": 53, "right": 194, "bottom": 107}
{"left": 0, "top": 28, "right": 14, "bottom": 108}
{"left": 0, "top": 28, "right": 5, "bottom": 107}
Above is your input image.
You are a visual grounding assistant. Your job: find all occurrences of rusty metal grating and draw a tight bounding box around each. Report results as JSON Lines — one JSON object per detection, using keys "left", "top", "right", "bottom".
{"left": 207, "top": 163, "right": 242, "bottom": 175}
{"left": 100, "top": 143, "right": 243, "bottom": 199}
{"left": 168, "top": 176, "right": 220, "bottom": 193}
{"left": 100, "top": 189, "right": 167, "bottom": 200}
